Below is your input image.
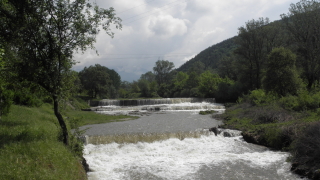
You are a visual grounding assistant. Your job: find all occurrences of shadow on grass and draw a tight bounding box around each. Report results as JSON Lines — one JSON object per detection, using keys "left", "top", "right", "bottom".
{"left": 0, "top": 120, "right": 28, "bottom": 127}
{"left": 0, "top": 121, "right": 50, "bottom": 148}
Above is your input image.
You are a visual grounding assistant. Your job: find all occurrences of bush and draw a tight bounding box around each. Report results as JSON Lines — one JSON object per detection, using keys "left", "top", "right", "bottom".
{"left": 292, "top": 122, "right": 320, "bottom": 176}
{"left": 243, "top": 89, "right": 277, "bottom": 106}
{"left": 279, "top": 95, "right": 299, "bottom": 111}
{"left": 280, "top": 91, "right": 320, "bottom": 111}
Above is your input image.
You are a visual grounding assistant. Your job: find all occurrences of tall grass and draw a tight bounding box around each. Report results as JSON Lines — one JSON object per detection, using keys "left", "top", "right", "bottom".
{"left": 0, "top": 104, "right": 86, "bottom": 180}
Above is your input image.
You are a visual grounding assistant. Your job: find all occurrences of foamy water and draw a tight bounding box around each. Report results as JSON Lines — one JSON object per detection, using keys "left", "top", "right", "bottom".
{"left": 94, "top": 102, "right": 225, "bottom": 115}
{"left": 83, "top": 102, "right": 304, "bottom": 180}
{"left": 84, "top": 134, "right": 302, "bottom": 180}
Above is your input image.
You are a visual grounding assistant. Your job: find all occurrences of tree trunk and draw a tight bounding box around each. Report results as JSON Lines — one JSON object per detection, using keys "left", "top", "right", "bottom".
{"left": 53, "top": 95, "right": 69, "bottom": 146}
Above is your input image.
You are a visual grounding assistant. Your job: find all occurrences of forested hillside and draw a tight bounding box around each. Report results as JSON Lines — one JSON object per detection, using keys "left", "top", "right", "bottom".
{"left": 177, "top": 37, "right": 237, "bottom": 73}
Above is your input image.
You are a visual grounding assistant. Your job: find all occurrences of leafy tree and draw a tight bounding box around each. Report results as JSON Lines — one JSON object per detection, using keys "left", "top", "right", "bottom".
{"left": 138, "top": 79, "right": 150, "bottom": 97}
{"left": 185, "top": 71, "right": 199, "bottom": 89}
{"left": 79, "top": 64, "right": 111, "bottom": 99}
{"left": 153, "top": 60, "right": 175, "bottom": 85}
{"left": 198, "top": 71, "right": 223, "bottom": 98}
{"left": 173, "top": 71, "right": 189, "bottom": 94}
{"left": 0, "top": 0, "right": 121, "bottom": 145}
{"left": 0, "top": 48, "right": 13, "bottom": 117}
{"left": 140, "top": 71, "right": 155, "bottom": 82}
{"left": 235, "top": 17, "right": 280, "bottom": 90}
{"left": 217, "top": 55, "right": 238, "bottom": 80}
{"left": 281, "top": 0, "right": 320, "bottom": 89}
{"left": 264, "top": 47, "right": 304, "bottom": 96}
{"left": 106, "top": 68, "right": 121, "bottom": 92}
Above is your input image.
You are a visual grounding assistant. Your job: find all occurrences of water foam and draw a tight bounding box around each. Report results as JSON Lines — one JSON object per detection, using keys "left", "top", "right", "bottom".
{"left": 94, "top": 102, "right": 225, "bottom": 115}
{"left": 84, "top": 134, "right": 300, "bottom": 180}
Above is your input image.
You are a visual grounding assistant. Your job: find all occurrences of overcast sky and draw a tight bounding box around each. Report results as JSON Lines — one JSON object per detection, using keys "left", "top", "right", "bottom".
{"left": 73, "top": 0, "right": 300, "bottom": 82}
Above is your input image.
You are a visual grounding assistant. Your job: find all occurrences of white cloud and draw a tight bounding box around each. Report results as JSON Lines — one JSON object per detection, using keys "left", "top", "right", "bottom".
{"left": 147, "top": 13, "right": 188, "bottom": 38}
{"left": 73, "top": 0, "right": 302, "bottom": 81}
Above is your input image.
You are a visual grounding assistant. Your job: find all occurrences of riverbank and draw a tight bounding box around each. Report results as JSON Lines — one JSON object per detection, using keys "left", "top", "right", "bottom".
{"left": 0, "top": 102, "right": 138, "bottom": 180}
{"left": 215, "top": 102, "right": 320, "bottom": 179}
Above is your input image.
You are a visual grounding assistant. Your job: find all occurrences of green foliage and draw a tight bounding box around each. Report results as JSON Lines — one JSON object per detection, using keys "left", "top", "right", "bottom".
{"left": 198, "top": 71, "right": 222, "bottom": 97}
{"left": 79, "top": 64, "right": 112, "bottom": 99}
{"left": 173, "top": 71, "right": 189, "bottom": 92}
{"left": 280, "top": 90, "right": 320, "bottom": 111}
{"left": 281, "top": 0, "right": 320, "bottom": 89}
{"left": 178, "top": 37, "right": 237, "bottom": 73}
{"left": 264, "top": 47, "right": 303, "bottom": 96}
{"left": 235, "top": 17, "right": 280, "bottom": 90}
{"left": 153, "top": 60, "right": 175, "bottom": 85}
{"left": 0, "top": 48, "right": 13, "bottom": 116}
{"left": 244, "top": 89, "right": 277, "bottom": 106}
{"left": 198, "top": 71, "right": 235, "bottom": 100}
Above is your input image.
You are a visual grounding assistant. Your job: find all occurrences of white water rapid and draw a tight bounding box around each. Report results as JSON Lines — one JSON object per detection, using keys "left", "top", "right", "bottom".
{"left": 82, "top": 101, "right": 305, "bottom": 180}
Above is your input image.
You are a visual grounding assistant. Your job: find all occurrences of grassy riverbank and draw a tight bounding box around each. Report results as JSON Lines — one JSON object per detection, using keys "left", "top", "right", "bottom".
{"left": 215, "top": 91, "right": 320, "bottom": 179}
{"left": 0, "top": 100, "right": 138, "bottom": 180}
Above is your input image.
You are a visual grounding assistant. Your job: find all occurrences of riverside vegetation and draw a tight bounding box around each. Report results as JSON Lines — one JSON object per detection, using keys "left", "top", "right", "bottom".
{"left": 216, "top": 89, "right": 320, "bottom": 179}
{"left": 0, "top": 97, "right": 137, "bottom": 180}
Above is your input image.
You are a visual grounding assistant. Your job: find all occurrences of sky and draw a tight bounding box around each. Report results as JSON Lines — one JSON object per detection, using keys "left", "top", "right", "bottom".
{"left": 73, "top": 0, "right": 301, "bottom": 82}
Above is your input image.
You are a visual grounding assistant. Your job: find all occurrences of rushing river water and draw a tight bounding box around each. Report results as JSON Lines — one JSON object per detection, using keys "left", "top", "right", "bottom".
{"left": 82, "top": 102, "right": 304, "bottom": 180}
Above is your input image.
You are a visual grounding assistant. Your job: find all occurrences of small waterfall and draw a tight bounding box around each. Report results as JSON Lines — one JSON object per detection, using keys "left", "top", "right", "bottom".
{"left": 81, "top": 128, "right": 243, "bottom": 145}
{"left": 84, "top": 129, "right": 212, "bottom": 145}
{"left": 89, "top": 98, "right": 215, "bottom": 107}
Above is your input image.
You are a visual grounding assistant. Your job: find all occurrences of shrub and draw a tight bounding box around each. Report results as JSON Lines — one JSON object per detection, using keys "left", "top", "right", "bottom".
{"left": 292, "top": 122, "right": 320, "bottom": 175}
{"left": 279, "top": 95, "right": 300, "bottom": 111}
{"left": 280, "top": 91, "right": 320, "bottom": 111}
{"left": 243, "top": 89, "right": 277, "bottom": 106}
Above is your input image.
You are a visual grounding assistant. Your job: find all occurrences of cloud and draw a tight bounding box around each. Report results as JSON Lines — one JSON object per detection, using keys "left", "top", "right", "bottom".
{"left": 147, "top": 13, "right": 188, "bottom": 38}
{"left": 73, "top": 0, "right": 302, "bottom": 81}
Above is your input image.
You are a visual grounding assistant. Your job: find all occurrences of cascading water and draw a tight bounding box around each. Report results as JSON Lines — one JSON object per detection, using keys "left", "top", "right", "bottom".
{"left": 82, "top": 100, "right": 306, "bottom": 180}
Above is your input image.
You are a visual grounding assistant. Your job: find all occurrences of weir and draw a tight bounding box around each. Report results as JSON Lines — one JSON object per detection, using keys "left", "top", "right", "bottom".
{"left": 89, "top": 98, "right": 215, "bottom": 107}
{"left": 82, "top": 128, "right": 242, "bottom": 145}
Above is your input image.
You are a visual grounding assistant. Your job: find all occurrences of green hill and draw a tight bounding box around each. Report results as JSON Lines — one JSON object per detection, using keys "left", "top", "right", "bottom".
{"left": 177, "top": 36, "right": 237, "bottom": 72}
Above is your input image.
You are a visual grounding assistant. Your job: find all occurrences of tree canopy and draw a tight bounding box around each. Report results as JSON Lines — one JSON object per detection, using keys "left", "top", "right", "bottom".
{"left": 153, "top": 60, "right": 175, "bottom": 85}
{"left": 79, "top": 64, "right": 121, "bottom": 99}
{"left": 281, "top": 0, "right": 320, "bottom": 89}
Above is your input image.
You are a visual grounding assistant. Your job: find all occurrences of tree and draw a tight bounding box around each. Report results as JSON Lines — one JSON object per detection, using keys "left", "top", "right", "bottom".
{"left": 107, "top": 69, "right": 121, "bottom": 88}
{"left": 198, "top": 71, "right": 223, "bottom": 98}
{"left": 0, "top": 0, "right": 121, "bottom": 145}
{"left": 153, "top": 60, "right": 175, "bottom": 85}
{"left": 235, "top": 17, "right": 280, "bottom": 90}
{"left": 0, "top": 48, "right": 13, "bottom": 117}
{"left": 79, "top": 64, "right": 111, "bottom": 98}
{"left": 281, "top": 0, "right": 320, "bottom": 89}
{"left": 264, "top": 47, "right": 303, "bottom": 96}
{"left": 173, "top": 71, "right": 189, "bottom": 95}
{"left": 140, "top": 71, "right": 155, "bottom": 82}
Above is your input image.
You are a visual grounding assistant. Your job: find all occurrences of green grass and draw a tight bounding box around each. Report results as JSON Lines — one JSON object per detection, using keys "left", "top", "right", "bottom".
{"left": 0, "top": 104, "right": 86, "bottom": 180}
{"left": 0, "top": 100, "right": 139, "bottom": 180}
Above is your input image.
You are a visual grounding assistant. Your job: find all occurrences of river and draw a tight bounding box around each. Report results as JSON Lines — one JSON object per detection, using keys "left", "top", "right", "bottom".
{"left": 81, "top": 101, "right": 305, "bottom": 180}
